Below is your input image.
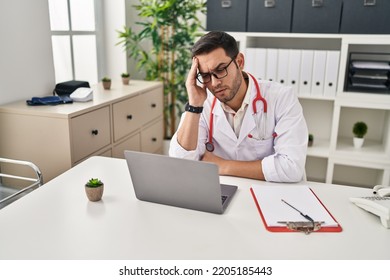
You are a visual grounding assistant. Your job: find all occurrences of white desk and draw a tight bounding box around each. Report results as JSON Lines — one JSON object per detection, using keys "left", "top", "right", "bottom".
{"left": 0, "top": 156, "right": 388, "bottom": 260}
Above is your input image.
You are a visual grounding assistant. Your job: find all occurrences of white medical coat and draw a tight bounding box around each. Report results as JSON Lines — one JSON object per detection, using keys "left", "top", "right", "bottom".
{"left": 169, "top": 77, "right": 308, "bottom": 182}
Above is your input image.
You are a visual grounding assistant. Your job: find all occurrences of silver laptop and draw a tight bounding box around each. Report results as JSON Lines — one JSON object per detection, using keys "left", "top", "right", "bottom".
{"left": 124, "top": 151, "right": 237, "bottom": 214}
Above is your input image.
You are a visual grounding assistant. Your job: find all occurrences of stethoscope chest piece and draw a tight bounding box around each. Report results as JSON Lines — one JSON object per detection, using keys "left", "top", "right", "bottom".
{"left": 205, "top": 142, "right": 214, "bottom": 152}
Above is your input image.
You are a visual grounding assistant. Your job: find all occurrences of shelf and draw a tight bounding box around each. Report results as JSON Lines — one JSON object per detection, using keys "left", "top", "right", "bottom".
{"left": 307, "top": 138, "right": 331, "bottom": 158}
{"left": 305, "top": 157, "right": 327, "bottom": 183}
{"left": 332, "top": 164, "right": 385, "bottom": 188}
{"left": 335, "top": 137, "right": 389, "bottom": 163}
{"left": 300, "top": 99, "right": 334, "bottom": 151}
{"left": 336, "top": 93, "right": 390, "bottom": 109}
{"left": 229, "top": 32, "right": 390, "bottom": 186}
{"left": 298, "top": 95, "right": 336, "bottom": 101}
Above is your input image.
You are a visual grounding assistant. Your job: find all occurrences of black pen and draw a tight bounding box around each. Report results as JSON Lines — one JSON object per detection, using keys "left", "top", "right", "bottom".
{"left": 281, "top": 199, "right": 314, "bottom": 223}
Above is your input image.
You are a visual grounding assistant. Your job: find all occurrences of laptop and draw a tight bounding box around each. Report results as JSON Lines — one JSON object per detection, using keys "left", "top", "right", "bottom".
{"left": 124, "top": 151, "right": 238, "bottom": 214}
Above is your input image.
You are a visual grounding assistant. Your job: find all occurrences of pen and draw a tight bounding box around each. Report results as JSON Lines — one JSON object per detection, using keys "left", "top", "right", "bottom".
{"left": 281, "top": 199, "right": 314, "bottom": 223}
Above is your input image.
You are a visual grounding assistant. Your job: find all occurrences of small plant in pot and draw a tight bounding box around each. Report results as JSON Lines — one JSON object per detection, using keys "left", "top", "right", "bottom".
{"left": 352, "top": 121, "right": 368, "bottom": 148}
{"left": 85, "top": 178, "right": 104, "bottom": 202}
{"left": 308, "top": 134, "right": 314, "bottom": 147}
{"left": 101, "top": 77, "right": 111, "bottom": 90}
{"left": 121, "top": 72, "right": 130, "bottom": 85}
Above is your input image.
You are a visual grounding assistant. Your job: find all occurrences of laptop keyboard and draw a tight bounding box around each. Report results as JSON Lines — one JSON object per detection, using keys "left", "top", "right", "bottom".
{"left": 221, "top": 195, "right": 228, "bottom": 204}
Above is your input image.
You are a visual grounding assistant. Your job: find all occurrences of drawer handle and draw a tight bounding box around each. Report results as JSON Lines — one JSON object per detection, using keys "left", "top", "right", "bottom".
{"left": 127, "top": 114, "right": 133, "bottom": 120}
{"left": 91, "top": 129, "right": 99, "bottom": 135}
{"left": 151, "top": 103, "right": 156, "bottom": 108}
{"left": 151, "top": 137, "right": 157, "bottom": 142}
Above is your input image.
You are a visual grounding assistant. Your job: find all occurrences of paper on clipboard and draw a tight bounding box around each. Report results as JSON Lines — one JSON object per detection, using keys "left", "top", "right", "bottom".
{"left": 250, "top": 185, "right": 341, "bottom": 232}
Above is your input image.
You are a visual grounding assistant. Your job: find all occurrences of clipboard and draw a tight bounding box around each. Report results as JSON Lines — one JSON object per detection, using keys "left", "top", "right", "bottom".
{"left": 250, "top": 185, "right": 342, "bottom": 234}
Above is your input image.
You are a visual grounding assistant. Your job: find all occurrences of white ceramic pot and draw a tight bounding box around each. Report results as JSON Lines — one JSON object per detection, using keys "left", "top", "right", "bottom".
{"left": 353, "top": 137, "right": 364, "bottom": 149}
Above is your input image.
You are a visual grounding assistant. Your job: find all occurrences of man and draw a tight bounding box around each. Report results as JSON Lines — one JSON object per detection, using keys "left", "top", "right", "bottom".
{"left": 169, "top": 31, "right": 308, "bottom": 182}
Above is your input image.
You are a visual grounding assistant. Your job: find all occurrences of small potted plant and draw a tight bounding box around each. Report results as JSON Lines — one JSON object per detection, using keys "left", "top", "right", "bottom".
{"left": 308, "top": 134, "right": 314, "bottom": 147}
{"left": 85, "top": 178, "right": 104, "bottom": 202}
{"left": 101, "top": 77, "right": 111, "bottom": 90}
{"left": 352, "top": 121, "right": 368, "bottom": 148}
{"left": 121, "top": 72, "right": 130, "bottom": 85}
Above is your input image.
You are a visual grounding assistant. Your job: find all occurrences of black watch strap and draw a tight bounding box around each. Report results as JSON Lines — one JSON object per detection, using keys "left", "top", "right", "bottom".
{"left": 185, "top": 102, "right": 203, "bottom": 114}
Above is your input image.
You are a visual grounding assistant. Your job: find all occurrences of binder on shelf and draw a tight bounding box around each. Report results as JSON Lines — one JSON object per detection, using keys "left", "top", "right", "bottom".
{"left": 250, "top": 185, "right": 342, "bottom": 234}
{"left": 311, "top": 50, "right": 327, "bottom": 96}
{"left": 299, "top": 50, "right": 314, "bottom": 96}
{"left": 245, "top": 48, "right": 257, "bottom": 76}
{"left": 324, "top": 51, "right": 340, "bottom": 97}
{"left": 245, "top": 48, "right": 267, "bottom": 81}
{"left": 287, "top": 49, "right": 302, "bottom": 96}
{"left": 277, "top": 49, "right": 290, "bottom": 86}
{"left": 255, "top": 48, "right": 267, "bottom": 80}
{"left": 265, "top": 48, "right": 278, "bottom": 82}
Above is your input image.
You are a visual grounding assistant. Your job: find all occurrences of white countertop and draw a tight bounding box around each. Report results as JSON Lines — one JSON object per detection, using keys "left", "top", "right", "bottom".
{"left": 0, "top": 156, "right": 388, "bottom": 260}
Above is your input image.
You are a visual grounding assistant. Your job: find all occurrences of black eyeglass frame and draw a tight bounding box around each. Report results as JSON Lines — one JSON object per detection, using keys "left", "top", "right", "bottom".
{"left": 196, "top": 56, "right": 237, "bottom": 84}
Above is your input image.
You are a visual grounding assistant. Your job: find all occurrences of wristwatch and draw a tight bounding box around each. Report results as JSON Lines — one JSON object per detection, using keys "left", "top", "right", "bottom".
{"left": 185, "top": 102, "right": 203, "bottom": 114}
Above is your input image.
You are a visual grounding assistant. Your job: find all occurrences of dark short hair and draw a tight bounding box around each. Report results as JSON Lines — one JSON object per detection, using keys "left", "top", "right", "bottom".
{"left": 191, "top": 31, "right": 239, "bottom": 59}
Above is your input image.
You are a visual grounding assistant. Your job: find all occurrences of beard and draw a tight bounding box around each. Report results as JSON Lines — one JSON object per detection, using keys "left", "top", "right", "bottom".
{"left": 210, "top": 70, "right": 242, "bottom": 104}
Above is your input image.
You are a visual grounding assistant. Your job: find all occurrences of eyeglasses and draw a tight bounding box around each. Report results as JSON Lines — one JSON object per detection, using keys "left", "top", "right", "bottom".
{"left": 196, "top": 57, "right": 237, "bottom": 84}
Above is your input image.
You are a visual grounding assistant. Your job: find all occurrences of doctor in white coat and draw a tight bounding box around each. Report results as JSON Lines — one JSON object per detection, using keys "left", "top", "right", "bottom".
{"left": 169, "top": 31, "right": 308, "bottom": 182}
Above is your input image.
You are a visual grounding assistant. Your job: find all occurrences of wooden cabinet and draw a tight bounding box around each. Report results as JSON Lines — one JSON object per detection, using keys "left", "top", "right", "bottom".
{"left": 0, "top": 80, "right": 163, "bottom": 184}
{"left": 230, "top": 32, "right": 390, "bottom": 187}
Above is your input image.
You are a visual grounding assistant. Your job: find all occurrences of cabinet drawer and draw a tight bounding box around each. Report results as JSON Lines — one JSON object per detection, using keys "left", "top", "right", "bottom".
{"left": 113, "top": 88, "right": 163, "bottom": 142}
{"left": 113, "top": 95, "right": 144, "bottom": 141}
{"left": 247, "top": 0, "right": 293, "bottom": 33}
{"left": 112, "top": 133, "right": 141, "bottom": 158}
{"left": 291, "top": 0, "right": 342, "bottom": 33}
{"left": 140, "top": 87, "right": 163, "bottom": 124}
{"left": 207, "top": 0, "right": 248, "bottom": 32}
{"left": 71, "top": 106, "right": 111, "bottom": 163}
{"left": 340, "top": 0, "right": 390, "bottom": 34}
{"left": 141, "top": 119, "right": 163, "bottom": 153}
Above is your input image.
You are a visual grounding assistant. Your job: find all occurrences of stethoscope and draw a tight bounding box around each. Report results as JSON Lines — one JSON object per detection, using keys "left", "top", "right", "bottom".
{"left": 205, "top": 72, "right": 275, "bottom": 152}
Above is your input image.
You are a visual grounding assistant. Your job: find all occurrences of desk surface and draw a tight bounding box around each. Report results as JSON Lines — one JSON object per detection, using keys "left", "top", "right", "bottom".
{"left": 0, "top": 156, "right": 388, "bottom": 260}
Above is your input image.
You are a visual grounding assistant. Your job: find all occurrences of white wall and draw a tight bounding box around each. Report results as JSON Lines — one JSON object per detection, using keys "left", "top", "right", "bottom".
{"left": 0, "top": 0, "right": 55, "bottom": 105}
{"left": 0, "top": 0, "right": 205, "bottom": 105}
{"left": 103, "top": 0, "right": 127, "bottom": 81}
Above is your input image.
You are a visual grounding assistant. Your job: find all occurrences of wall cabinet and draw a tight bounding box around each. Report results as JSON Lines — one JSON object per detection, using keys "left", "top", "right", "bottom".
{"left": 230, "top": 32, "right": 390, "bottom": 187}
{"left": 208, "top": 0, "right": 390, "bottom": 34}
{"left": 0, "top": 80, "right": 163, "bottom": 184}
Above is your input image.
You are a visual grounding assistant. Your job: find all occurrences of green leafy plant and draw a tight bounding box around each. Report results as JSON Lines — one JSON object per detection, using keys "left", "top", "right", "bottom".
{"left": 353, "top": 122, "right": 368, "bottom": 138}
{"left": 101, "top": 77, "right": 111, "bottom": 82}
{"left": 308, "top": 134, "right": 314, "bottom": 146}
{"left": 86, "top": 178, "right": 103, "bottom": 188}
{"left": 121, "top": 72, "right": 130, "bottom": 78}
{"left": 117, "top": 0, "right": 206, "bottom": 138}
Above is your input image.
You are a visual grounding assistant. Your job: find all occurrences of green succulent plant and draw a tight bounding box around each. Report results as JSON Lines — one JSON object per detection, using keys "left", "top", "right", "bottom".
{"left": 86, "top": 178, "right": 103, "bottom": 188}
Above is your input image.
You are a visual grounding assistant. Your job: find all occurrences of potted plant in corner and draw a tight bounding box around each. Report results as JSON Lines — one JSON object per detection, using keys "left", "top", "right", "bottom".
{"left": 352, "top": 121, "right": 368, "bottom": 148}
{"left": 308, "top": 134, "right": 314, "bottom": 147}
{"left": 121, "top": 72, "right": 130, "bottom": 85}
{"left": 85, "top": 178, "right": 104, "bottom": 202}
{"left": 102, "top": 77, "right": 111, "bottom": 90}
{"left": 117, "top": 0, "right": 206, "bottom": 139}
